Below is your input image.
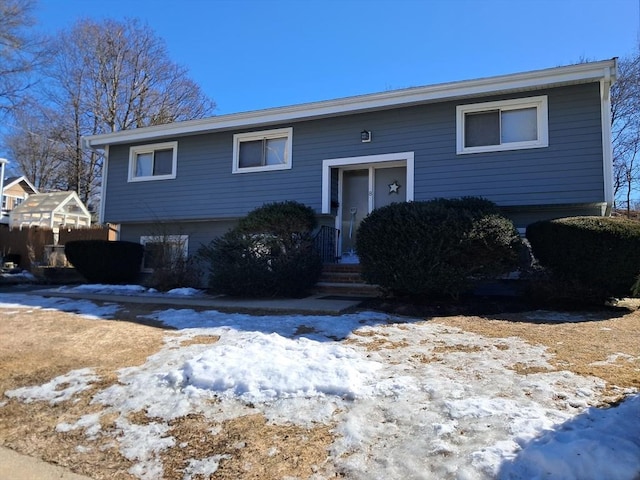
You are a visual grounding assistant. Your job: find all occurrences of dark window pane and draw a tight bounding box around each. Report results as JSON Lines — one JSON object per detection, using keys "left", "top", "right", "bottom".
{"left": 154, "top": 149, "right": 174, "bottom": 176}
{"left": 239, "top": 140, "right": 264, "bottom": 168}
{"left": 143, "top": 242, "right": 165, "bottom": 269}
{"left": 465, "top": 110, "right": 500, "bottom": 147}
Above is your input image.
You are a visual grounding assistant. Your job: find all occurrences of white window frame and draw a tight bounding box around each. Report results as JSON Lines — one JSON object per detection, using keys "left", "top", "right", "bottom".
{"left": 128, "top": 141, "right": 178, "bottom": 182}
{"left": 456, "top": 96, "right": 548, "bottom": 154}
{"left": 232, "top": 127, "right": 293, "bottom": 174}
{"left": 139, "top": 234, "right": 189, "bottom": 272}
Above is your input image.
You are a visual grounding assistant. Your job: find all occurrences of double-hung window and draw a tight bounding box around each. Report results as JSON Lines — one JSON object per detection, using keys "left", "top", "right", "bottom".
{"left": 129, "top": 142, "right": 178, "bottom": 182}
{"left": 456, "top": 96, "right": 548, "bottom": 154}
{"left": 232, "top": 127, "right": 293, "bottom": 173}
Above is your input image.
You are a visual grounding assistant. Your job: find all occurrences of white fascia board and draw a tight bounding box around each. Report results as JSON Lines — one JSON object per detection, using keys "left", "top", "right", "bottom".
{"left": 84, "top": 59, "right": 618, "bottom": 149}
{"left": 3, "top": 176, "right": 39, "bottom": 194}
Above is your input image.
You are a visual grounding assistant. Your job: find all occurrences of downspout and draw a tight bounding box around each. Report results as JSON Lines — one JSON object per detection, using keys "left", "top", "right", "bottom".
{"left": 600, "top": 59, "right": 617, "bottom": 216}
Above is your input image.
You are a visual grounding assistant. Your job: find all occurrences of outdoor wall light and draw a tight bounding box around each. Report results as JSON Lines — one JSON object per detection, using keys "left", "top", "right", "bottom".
{"left": 361, "top": 130, "right": 372, "bottom": 143}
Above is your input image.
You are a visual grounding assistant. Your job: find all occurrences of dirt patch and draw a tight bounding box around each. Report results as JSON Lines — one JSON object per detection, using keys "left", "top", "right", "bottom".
{"left": 162, "top": 414, "right": 335, "bottom": 479}
{"left": 434, "top": 310, "right": 640, "bottom": 391}
{"left": 0, "top": 303, "right": 166, "bottom": 394}
{"left": 0, "top": 303, "right": 166, "bottom": 478}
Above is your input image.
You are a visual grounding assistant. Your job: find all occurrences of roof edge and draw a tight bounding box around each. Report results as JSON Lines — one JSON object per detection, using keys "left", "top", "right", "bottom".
{"left": 3, "top": 175, "right": 39, "bottom": 194}
{"left": 84, "top": 58, "right": 618, "bottom": 148}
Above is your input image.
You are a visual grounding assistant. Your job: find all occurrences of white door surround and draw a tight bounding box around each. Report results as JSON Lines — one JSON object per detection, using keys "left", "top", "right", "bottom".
{"left": 321, "top": 151, "right": 415, "bottom": 214}
{"left": 321, "top": 152, "right": 415, "bottom": 258}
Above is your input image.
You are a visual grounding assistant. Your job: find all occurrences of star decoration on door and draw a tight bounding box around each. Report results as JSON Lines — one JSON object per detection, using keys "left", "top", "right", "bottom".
{"left": 388, "top": 180, "right": 401, "bottom": 194}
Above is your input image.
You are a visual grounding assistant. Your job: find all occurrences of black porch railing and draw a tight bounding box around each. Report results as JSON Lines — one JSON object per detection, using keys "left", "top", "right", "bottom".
{"left": 313, "top": 225, "right": 339, "bottom": 263}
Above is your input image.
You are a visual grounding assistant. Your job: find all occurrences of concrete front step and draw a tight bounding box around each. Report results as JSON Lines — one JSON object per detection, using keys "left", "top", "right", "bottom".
{"left": 314, "top": 281, "right": 379, "bottom": 297}
{"left": 322, "top": 264, "right": 363, "bottom": 273}
{"left": 318, "top": 271, "right": 366, "bottom": 284}
{"left": 315, "top": 263, "right": 378, "bottom": 297}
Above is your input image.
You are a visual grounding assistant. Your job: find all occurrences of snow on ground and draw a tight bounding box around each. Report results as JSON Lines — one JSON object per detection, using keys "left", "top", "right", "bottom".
{"left": 1, "top": 292, "right": 639, "bottom": 480}
{"left": 0, "top": 292, "right": 119, "bottom": 319}
{"left": 57, "top": 284, "right": 204, "bottom": 296}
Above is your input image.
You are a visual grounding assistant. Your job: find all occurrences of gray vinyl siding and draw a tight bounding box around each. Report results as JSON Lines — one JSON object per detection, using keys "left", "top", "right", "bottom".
{"left": 103, "top": 82, "right": 605, "bottom": 224}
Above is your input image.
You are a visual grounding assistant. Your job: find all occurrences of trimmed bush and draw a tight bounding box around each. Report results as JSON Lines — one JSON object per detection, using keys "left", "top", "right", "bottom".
{"left": 526, "top": 216, "right": 640, "bottom": 300}
{"left": 198, "top": 201, "right": 322, "bottom": 298}
{"left": 65, "top": 240, "right": 144, "bottom": 284}
{"left": 355, "top": 197, "right": 522, "bottom": 298}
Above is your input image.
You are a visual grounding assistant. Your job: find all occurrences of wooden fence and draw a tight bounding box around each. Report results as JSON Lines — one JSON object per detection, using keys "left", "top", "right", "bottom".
{"left": 0, "top": 225, "right": 116, "bottom": 269}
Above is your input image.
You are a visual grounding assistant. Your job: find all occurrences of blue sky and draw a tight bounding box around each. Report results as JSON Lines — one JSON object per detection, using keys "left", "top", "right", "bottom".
{"left": 31, "top": 0, "right": 640, "bottom": 115}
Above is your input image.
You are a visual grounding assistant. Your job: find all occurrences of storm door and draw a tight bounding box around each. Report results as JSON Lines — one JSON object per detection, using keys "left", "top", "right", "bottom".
{"left": 339, "top": 164, "right": 407, "bottom": 261}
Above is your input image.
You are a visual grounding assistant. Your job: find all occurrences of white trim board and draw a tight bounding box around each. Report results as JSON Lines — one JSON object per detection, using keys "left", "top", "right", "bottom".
{"left": 321, "top": 152, "right": 415, "bottom": 214}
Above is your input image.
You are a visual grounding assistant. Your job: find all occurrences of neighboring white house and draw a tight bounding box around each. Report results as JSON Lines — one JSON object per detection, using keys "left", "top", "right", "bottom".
{"left": 9, "top": 191, "right": 92, "bottom": 229}
{"left": 0, "top": 176, "right": 39, "bottom": 225}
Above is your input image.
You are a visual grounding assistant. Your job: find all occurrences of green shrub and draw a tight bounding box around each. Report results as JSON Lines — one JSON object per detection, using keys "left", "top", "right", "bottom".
{"left": 65, "top": 240, "right": 144, "bottom": 284}
{"left": 355, "top": 197, "right": 521, "bottom": 298}
{"left": 526, "top": 216, "right": 640, "bottom": 300}
{"left": 198, "top": 201, "right": 322, "bottom": 298}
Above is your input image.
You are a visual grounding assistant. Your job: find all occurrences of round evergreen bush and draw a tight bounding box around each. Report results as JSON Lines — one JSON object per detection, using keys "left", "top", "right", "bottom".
{"left": 64, "top": 240, "right": 144, "bottom": 284}
{"left": 526, "top": 216, "right": 640, "bottom": 300}
{"left": 198, "top": 201, "right": 322, "bottom": 298}
{"left": 355, "top": 197, "right": 521, "bottom": 298}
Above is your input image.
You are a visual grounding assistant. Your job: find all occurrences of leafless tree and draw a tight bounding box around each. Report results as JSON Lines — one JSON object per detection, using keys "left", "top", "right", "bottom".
{"left": 611, "top": 52, "right": 640, "bottom": 214}
{"left": 33, "top": 17, "right": 216, "bottom": 205}
{"left": 3, "top": 101, "right": 66, "bottom": 191}
{"left": 0, "top": 0, "right": 48, "bottom": 116}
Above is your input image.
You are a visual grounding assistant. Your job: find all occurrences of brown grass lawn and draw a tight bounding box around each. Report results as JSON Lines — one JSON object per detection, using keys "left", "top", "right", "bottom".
{"left": 0, "top": 299, "right": 638, "bottom": 479}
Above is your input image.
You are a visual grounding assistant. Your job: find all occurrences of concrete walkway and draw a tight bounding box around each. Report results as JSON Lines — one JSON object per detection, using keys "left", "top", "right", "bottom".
{"left": 32, "top": 289, "right": 368, "bottom": 315}
{"left": 0, "top": 446, "right": 93, "bottom": 480}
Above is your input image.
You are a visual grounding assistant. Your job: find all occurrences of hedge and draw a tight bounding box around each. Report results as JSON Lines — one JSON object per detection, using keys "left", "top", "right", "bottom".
{"left": 355, "top": 197, "right": 522, "bottom": 298}
{"left": 198, "top": 201, "right": 322, "bottom": 297}
{"left": 65, "top": 240, "right": 144, "bottom": 284}
{"left": 526, "top": 216, "right": 640, "bottom": 300}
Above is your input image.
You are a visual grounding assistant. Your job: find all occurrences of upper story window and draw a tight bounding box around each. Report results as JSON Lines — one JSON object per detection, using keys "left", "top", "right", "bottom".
{"left": 456, "top": 96, "right": 548, "bottom": 154}
{"left": 128, "top": 141, "right": 178, "bottom": 182}
{"left": 232, "top": 127, "right": 293, "bottom": 173}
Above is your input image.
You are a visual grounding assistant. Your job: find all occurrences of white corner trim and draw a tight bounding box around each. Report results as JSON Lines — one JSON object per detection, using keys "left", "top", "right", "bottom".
{"left": 600, "top": 78, "right": 614, "bottom": 210}
{"left": 321, "top": 152, "right": 415, "bottom": 213}
{"left": 99, "top": 145, "right": 109, "bottom": 224}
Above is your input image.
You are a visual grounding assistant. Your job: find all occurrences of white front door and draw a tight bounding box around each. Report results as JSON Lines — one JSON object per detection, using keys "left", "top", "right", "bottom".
{"left": 339, "top": 164, "right": 407, "bottom": 259}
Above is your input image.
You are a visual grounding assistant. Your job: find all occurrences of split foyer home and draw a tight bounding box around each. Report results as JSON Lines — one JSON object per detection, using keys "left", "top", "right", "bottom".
{"left": 83, "top": 59, "right": 617, "bottom": 268}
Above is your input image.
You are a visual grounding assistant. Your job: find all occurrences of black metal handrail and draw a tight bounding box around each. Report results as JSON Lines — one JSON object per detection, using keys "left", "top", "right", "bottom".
{"left": 312, "top": 225, "right": 339, "bottom": 263}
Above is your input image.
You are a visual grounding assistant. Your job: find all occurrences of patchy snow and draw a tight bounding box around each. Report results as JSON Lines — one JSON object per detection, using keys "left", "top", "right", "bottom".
{"left": 57, "top": 284, "right": 204, "bottom": 296}
{"left": 0, "top": 292, "right": 119, "bottom": 319}
{"left": 1, "top": 270, "right": 36, "bottom": 281}
{"left": 60, "top": 283, "right": 153, "bottom": 294}
{"left": 5, "top": 368, "right": 98, "bottom": 404}
{"left": 589, "top": 352, "right": 638, "bottom": 367}
{"left": 183, "top": 455, "right": 230, "bottom": 480}
{"left": 166, "top": 287, "right": 204, "bottom": 296}
{"left": 1, "top": 293, "right": 639, "bottom": 479}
